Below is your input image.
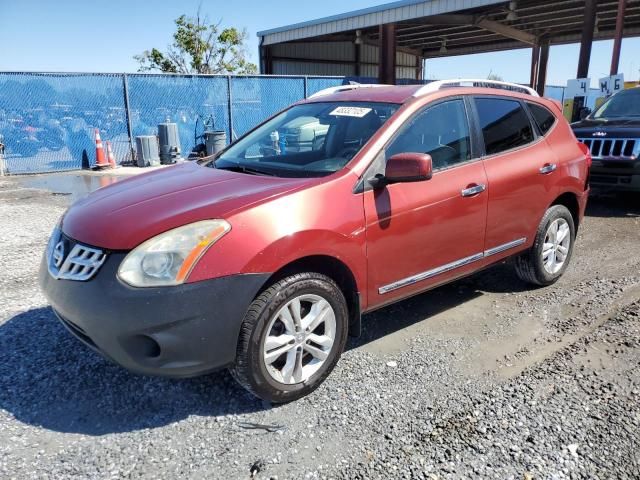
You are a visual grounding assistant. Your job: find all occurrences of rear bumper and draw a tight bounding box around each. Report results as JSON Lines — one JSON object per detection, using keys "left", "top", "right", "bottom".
{"left": 39, "top": 250, "right": 269, "bottom": 378}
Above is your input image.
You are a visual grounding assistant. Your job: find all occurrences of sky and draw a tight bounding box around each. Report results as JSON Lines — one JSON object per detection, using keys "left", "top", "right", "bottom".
{"left": 1, "top": 0, "right": 639, "bottom": 88}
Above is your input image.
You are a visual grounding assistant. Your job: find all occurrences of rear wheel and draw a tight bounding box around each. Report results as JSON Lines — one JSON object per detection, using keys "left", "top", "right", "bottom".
{"left": 514, "top": 205, "right": 575, "bottom": 286}
{"left": 230, "top": 273, "right": 349, "bottom": 403}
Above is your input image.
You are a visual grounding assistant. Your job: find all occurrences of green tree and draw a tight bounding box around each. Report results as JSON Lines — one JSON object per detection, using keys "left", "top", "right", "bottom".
{"left": 135, "top": 9, "right": 257, "bottom": 74}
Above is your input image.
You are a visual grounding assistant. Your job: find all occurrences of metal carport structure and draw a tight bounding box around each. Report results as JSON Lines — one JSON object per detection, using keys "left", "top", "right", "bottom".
{"left": 257, "top": 0, "right": 639, "bottom": 94}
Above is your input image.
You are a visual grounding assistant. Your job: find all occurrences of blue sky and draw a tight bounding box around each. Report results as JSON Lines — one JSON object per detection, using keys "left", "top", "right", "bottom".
{"left": 1, "top": 0, "right": 639, "bottom": 87}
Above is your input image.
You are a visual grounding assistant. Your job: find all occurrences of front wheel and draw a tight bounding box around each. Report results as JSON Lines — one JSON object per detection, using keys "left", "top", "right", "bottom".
{"left": 514, "top": 205, "right": 576, "bottom": 286}
{"left": 230, "top": 273, "right": 349, "bottom": 403}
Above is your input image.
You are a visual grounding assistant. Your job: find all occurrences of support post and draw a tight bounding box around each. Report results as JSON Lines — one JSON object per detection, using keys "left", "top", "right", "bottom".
{"left": 577, "top": 0, "right": 598, "bottom": 78}
{"left": 226, "top": 76, "right": 234, "bottom": 142}
{"left": 121, "top": 74, "right": 135, "bottom": 164}
{"left": 378, "top": 23, "right": 397, "bottom": 85}
{"left": 536, "top": 41, "right": 550, "bottom": 96}
{"left": 610, "top": 0, "right": 627, "bottom": 75}
{"left": 261, "top": 45, "right": 273, "bottom": 75}
{"left": 354, "top": 42, "right": 361, "bottom": 78}
{"left": 530, "top": 44, "right": 540, "bottom": 89}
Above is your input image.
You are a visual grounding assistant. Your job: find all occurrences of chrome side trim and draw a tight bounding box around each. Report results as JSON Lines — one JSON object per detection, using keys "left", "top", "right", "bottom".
{"left": 484, "top": 237, "right": 527, "bottom": 257}
{"left": 378, "top": 237, "right": 527, "bottom": 295}
{"left": 378, "top": 253, "right": 484, "bottom": 295}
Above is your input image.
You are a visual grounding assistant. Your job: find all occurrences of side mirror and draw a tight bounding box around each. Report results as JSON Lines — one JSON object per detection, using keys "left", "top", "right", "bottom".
{"left": 382, "top": 152, "right": 433, "bottom": 185}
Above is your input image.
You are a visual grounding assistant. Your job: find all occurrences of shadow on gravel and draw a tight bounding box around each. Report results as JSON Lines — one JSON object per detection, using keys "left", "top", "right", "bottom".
{"left": 586, "top": 190, "right": 640, "bottom": 218}
{"left": 0, "top": 264, "right": 531, "bottom": 436}
{"left": 351, "top": 262, "right": 530, "bottom": 349}
{"left": 0, "top": 307, "right": 261, "bottom": 436}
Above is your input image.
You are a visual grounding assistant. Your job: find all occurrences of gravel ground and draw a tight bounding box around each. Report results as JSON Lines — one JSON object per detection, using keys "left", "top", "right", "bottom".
{"left": 0, "top": 173, "right": 639, "bottom": 479}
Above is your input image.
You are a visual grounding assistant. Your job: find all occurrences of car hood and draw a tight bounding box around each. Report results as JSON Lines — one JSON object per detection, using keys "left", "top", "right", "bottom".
{"left": 61, "top": 162, "right": 313, "bottom": 250}
{"left": 572, "top": 117, "right": 640, "bottom": 137}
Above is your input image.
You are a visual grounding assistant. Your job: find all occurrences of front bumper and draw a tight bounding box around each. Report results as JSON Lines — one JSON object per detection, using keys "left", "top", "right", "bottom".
{"left": 39, "top": 249, "right": 269, "bottom": 378}
{"left": 590, "top": 161, "right": 640, "bottom": 191}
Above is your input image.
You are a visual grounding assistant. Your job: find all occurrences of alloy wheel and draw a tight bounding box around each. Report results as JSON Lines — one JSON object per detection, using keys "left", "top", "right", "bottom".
{"left": 542, "top": 218, "right": 571, "bottom": 274}
{"left": 262, "top": 294, "right": 336, "bottom": 384}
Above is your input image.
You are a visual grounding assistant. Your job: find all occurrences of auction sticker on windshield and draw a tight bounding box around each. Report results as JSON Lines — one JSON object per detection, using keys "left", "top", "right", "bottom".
{"left": 330, "top": 106, "right": 372, "bottom": 118}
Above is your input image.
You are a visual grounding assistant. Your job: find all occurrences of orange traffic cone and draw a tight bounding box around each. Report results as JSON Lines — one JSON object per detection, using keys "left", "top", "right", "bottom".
{"left": 106, "top": 141, "right": 117, "bottom": 169}
{"left": 94, "top": 129, "right": 109, "bottom": 169}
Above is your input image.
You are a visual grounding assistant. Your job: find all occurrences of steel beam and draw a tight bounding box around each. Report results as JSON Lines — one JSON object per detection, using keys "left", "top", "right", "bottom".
{"left": 475, "top": 18, "right": 537, "bottom": 45}
{"left": 530, "top": 44, "right": 541, "bottom": 89}
{"left": 379, "top": 23, "right": 397, "bottom": 85}
{"left": 610, "top": 0, "right": 627, "bottom": 74}
{"left": 577, "top": 0, "right": 598, "bottom": 78}
{"left": 260, "top": 45, "right": 273, "bottom": 75}
{"left": 420, "top": 24, "right": 640, "bottom": 59}
{"left": 537, "top": 41, "right": 550, "bottom": 96}
{"left": 395, "top": 14, "right": 536, "bottom": 45}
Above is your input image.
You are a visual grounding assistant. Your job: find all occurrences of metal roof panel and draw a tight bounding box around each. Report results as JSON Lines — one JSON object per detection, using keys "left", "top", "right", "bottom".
{"left": 257, "top": 0, "right": 505, "bottom": 44}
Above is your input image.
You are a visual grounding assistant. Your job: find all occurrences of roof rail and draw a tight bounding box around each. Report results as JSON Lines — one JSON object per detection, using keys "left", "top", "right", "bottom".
{"left": 413, "top": 79, "right": 539, "bottom": 97}
{"left": 308, "top": 83, "right": 390, "bottom": 99}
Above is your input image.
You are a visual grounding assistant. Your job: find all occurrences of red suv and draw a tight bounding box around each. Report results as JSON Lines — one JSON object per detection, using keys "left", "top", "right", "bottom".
{"left": 40, "top": 80, "right": 590, "bottom": 402}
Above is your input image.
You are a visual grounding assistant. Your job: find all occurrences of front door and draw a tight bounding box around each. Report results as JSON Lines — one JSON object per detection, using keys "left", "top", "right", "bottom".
{"left": 364, "top": 98, "right": 488, "bottom": 309}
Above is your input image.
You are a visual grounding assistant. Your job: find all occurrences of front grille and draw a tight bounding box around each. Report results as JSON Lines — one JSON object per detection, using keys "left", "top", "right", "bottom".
{"left": 47, "top": 231, "right": 106, "bottom": 281}
{"left": 577, "top": 138, "right": 637, "bottom": 160}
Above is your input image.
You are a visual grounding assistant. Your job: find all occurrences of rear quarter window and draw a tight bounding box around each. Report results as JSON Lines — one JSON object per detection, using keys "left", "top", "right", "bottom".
{"left": 527, "top": 102, "right": 557, "bottom": 135}
{"left": 475, "top": 98, "right": 535, "bottom": 155}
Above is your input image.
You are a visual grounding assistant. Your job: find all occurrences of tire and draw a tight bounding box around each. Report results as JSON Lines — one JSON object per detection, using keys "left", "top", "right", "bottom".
{"left": 230, "top": 273, "right": 349, "bottom": 403}
{"left": 514, "top": 205, "right": 576, "bottom": 286}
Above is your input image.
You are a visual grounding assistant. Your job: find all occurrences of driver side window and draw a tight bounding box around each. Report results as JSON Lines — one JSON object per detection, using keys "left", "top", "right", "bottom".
{"left": 386, "top": 99, "right": 471, "bottom": 171}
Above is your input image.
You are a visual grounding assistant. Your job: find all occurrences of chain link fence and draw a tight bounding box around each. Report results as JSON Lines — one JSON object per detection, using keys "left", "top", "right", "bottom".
{"left": 0, "top": 73, "right": 345, "bottom": 175}
{"left": 0, "top": 73, "right": 128, "bottom": 174}
{"left": 0, "top": 72, "right": 594, "bottom": 175}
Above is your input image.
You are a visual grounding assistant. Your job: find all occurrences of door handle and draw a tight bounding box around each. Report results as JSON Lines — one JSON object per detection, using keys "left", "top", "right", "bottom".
{"left": 539, "top": 163, "right": 557, "bottom": 174}
{"left": 461, "top": 184, "right": 486, "bottom": 197}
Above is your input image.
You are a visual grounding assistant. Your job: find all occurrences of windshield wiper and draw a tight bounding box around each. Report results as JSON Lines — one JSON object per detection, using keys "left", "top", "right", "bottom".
{"left": 215, "top": 164, "right": 276, "bottom": 176}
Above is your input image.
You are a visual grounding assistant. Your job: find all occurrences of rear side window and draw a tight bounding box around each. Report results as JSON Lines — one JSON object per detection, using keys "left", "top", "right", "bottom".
{"left": 527, "top": 102, "right": 557, "bottom": 135}
{"left": 475, "top": 98, "right": 535, "bottom": 155}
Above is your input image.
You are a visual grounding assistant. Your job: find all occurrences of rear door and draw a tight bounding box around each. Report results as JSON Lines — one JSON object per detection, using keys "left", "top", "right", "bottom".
{"left": 472, "top": 96, "right": 556, "bottom": 257}
{"left": 364, "top": 97, "right": 488, "bottom": 308}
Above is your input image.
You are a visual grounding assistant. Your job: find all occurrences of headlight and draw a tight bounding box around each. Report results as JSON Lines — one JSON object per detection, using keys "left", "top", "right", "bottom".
{"left": 118, "top": 220, "right": 231, "bottom": 287}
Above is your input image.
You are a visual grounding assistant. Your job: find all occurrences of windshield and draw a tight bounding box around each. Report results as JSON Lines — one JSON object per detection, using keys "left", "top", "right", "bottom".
{"left": 591, "top": 88, "right": 640, "bottom": 119}
{"left": 211, "top": 102, "right": 399, "bottom": 177}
